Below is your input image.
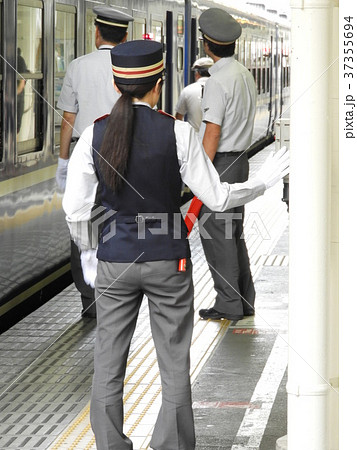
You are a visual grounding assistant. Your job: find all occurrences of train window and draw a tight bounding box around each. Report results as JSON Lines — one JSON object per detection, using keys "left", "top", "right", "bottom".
{"left": 54, "top": 5, "right": 76, "bottom": 146}
{"left": 86, "top": 9, "right": 96, "bottom": 53}
{"left": 133, "top": 19, "right": 146, "bottom": 40}
{"left": 251, "top": 68, "right": 256, "bottom": 82}
{"left": 240, "top": 39, "right": 245, "bottom": 66}
{"left": 199, "top": 38, "right": 205, "bottom": 58}
{"left": 245, "top": 40, "right": 251, "bottom": 69}
{"left": 17, "top": 0, "right": 44, "bottom": 155}
{"left": 251, "top": 40, "right": 256, "bottom": 67}
{"left": 282, "top": 67, "right": 285, "bottom": 88}
{"left": 177, "top": 46, "right": 183, "bottom": 71}
{"left": 177, "top": 14, "right": 184, "bottom": 36}
{"left": 152, "top": 20, "right": 163, "bottom": 43}
{"left": 257, "top": 68, "right": 261, "bottom": 94}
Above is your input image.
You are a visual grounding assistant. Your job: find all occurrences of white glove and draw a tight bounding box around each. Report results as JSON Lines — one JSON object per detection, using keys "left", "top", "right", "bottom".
{"left": 80, "top": 249, "right": 98, "bottom": 288}
{"left": 256, "top": 146, "right": 289, "bottom": 190}
{"left": 56, "top": 157, "right": 69, "bottom": 192}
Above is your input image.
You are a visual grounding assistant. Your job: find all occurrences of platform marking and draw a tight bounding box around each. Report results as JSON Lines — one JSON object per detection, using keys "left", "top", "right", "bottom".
{"left": 231, "top": 334, "right": 288, "bottom": 450}
{"left": 192, "top": 401, "right": 261, "bottom": 409}
{"left": 232, "top": 328, "right": 260, "bottom": 335}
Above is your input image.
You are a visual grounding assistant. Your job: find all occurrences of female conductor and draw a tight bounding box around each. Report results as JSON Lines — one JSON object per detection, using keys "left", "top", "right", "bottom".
{"left": 63, "top": 40, "right": 288, "bottom": 450}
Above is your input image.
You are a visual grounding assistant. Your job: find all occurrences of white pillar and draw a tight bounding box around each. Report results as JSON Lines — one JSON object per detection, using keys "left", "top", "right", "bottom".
{"left": 287, "top": 0, "right": 332, "bottom": 449}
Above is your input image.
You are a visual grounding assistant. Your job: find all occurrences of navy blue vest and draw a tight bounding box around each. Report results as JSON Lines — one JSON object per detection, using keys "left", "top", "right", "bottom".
{"left": 92, "top": 105, "right": 190, "bottom": 263}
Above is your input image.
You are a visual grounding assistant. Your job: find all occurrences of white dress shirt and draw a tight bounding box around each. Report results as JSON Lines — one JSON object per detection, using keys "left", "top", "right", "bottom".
{"left": 57, "top": 45, "right": 119, "bottom": 138}
{"left": 175, "top": 77, "right": 209, "bottom": 132}
{"left": 200, "top": 56, "right": 257, "bottom": 152}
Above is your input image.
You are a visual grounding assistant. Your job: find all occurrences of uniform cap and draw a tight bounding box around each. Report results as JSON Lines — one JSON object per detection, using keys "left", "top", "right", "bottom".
{"left": 94, "top": 6, "right": 133, "bottom": 28}
{"left": 111, "top": 40, "right": 164, "bottom": 85}
{"left": 199, "top": 8, "right": 242, "bottom": 45}
{"left": 192, "top": 57, "right": 213, "bottom": 70}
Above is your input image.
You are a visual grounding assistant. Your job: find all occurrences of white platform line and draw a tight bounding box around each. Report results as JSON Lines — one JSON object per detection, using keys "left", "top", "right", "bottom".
{"left": 231, "top": 334, "right": 288, "bottom": 450}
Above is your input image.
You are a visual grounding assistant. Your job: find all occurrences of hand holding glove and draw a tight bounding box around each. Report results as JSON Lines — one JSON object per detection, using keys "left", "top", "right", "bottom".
{"left": 56, "top": 157, "right": 69, "bottom": 192}
{"left": 80, "top": 249, "right": 98, "bottom": 288}
{"left": 256, "top": 146, "right": 289, "bottom": 190}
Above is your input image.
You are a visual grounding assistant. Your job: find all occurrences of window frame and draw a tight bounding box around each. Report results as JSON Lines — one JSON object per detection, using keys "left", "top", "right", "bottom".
{"left": 16, "top": 0, "right": 45, "bottom": 159}
{"left": 54, "top": 3, "right": 77, "bottom": 148}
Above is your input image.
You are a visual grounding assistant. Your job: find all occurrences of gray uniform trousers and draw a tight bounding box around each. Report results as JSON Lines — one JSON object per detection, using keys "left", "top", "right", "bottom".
{"left": 198, "top": 152, "right": 255, "bottom": 317}
{"left": 90, "top": 259, "right": 195, "bottom": 450}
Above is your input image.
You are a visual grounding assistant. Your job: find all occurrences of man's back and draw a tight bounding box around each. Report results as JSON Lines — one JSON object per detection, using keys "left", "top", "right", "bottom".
{"left": 175, "top": 77, "right": 209, "bottom": 132}
{"left": 57, "top": 48, "right": 119, "bottom": 137}
{"left": 201, "top": 56, "right": 257, "bottom": 152}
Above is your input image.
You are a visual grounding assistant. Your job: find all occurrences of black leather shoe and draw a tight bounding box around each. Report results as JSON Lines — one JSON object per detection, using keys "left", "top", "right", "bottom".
{"left": 81, "top": 310, "right": 97, "bottom": 319}
{"left": 244, "top": 310, "right": 255, "bottom": 316}
{"left": 199, "top": 308, "right": 243, "bottom": 321}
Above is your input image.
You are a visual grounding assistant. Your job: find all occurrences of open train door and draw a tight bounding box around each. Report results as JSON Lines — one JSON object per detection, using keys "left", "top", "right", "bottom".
{"left": 189, "top": 17, "right": 198, "bottom": 85}
{"left": 165, "top": 11, "right": 173, "bottom": 114}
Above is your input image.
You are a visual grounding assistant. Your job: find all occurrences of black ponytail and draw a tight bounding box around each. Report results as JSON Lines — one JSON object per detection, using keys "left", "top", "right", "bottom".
{"left": 98, "top": 78, "right": 162, "bottom": 193}
{"left": 98, "top": 91, "right": 133, "bottom": 193}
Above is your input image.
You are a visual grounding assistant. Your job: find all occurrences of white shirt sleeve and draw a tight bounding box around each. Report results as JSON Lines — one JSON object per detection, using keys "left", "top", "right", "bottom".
{"left": 57, "top": 60, "right": 78, "bottom": 113}
{"left": 174, "top": 120, "right": 266, "bottom": 211}
{"left": 201, "top": 77, "right": 226, "bottom": 126}
{"left": 62, "top": 124, "right": 99, "bottom": 250}
{"left": 175, "top": 89, "right": 188, "bottom": 115}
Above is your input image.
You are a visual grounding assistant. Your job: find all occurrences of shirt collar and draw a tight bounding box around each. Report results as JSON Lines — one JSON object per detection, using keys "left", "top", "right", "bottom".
{"left": 133, "top": 101, "right": 153, "bottom": 109}
{"left": 98, "top": 44, "right": 114, "bottom": 50}
{"left": 209, "top": 56, "right": 235, "bottom": 75}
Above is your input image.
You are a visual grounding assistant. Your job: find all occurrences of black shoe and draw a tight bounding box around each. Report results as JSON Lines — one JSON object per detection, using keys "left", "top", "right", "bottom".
{"left": 199, "top": 308, "right": 243, "bottom": 321}
{"left": 81, "top": 310, "right": 97, "bottom": 319}
{"left": 244, "top": 310, "right": 255, "bottom": 316}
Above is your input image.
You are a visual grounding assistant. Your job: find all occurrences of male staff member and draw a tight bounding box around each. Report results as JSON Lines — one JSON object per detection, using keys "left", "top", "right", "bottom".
{"left": 198, "top": 8, "right": 257, "bottom": 321}
{"left": 175, "top": 57, "right": 213, "bottom": 132}
{"left": 56, "top": 6, "right": 133, "bottom": 318}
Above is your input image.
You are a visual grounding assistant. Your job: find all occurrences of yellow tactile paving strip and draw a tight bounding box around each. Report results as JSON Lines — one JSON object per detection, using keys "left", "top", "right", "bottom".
{"left": 49, "top": 179, "right": 288, "bottom": 450}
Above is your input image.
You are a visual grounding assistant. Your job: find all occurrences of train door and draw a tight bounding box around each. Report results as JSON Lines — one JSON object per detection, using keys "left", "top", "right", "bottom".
{"left": 151, "top": 17, "right": 164, "bottom": 110}
{"left": 165, "top": 11, "right": 173, "bottom": 114}
{"left": 268, "top": 34, "right": 274, "bottom": 132}
{"left": 280, "top": 37, "right": 284, "bottom": 117}
{"left": 54, "top": 1, "right": 77, "bottom": 147}
{"left": 17, "top": 0, "right": 46, "bottom": 162}
{"left": 189, "top": 17, "right": 198, "bottom": 85}
{"left": 273, "top": 24, "right": 279, "bottom": 125}
{"left": 176, "top": 12, "right": 184, "bottom": 108}
{"left": 280, "top": 34, "right": 290, "bottom": 116}
{"left": 0, "top": 0, "right": 46, "bottom": 168}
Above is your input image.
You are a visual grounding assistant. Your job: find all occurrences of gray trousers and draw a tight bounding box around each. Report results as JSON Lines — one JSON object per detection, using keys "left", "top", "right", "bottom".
{"left": 198, "top": 152, "right": 255, "bottom": 317}
{"left": 90, "top": 259, "right": 195, "bottom": 450}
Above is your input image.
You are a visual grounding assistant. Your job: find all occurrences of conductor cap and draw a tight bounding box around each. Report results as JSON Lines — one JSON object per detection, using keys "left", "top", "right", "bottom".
{"left": 199, "top": 8, "right": 242, "bottom": 45}
{"left": 111, "top": 40, "right": 164, "bottom": 85}
{"left": 94, "top": 6, "right": 133, "bottom": 28}
{"left": 192, "top": 57, "right": 213, "bottom": 70}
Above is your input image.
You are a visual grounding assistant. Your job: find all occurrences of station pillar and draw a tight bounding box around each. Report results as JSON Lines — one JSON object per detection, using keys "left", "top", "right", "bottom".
{"left": 282, "top": 0, "right": 338, "bottom": 449}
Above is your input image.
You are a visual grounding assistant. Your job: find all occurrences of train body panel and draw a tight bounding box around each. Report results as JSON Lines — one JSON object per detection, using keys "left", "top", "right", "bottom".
{"left": 0, "top": 0, "right": 290, "bottom": 320}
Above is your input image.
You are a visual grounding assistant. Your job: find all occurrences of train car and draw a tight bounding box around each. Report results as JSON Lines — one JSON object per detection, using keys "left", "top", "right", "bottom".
{"left": 0, "top": 0, "right": 290, "bottom": 329}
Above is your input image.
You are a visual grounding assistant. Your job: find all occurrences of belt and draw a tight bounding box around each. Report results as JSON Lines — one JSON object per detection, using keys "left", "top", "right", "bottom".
{"left": 215, "top": 151, "right": 245, "bottom": 158}
{"left": 115, "top": 214, "right": 163, "bottom": 224}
